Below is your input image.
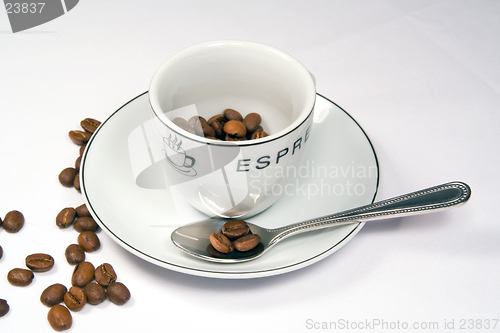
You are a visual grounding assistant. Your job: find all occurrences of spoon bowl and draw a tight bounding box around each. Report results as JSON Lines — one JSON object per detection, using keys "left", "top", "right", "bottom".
{"left": 171, "top": 181, "right": 471, "bottom": 263}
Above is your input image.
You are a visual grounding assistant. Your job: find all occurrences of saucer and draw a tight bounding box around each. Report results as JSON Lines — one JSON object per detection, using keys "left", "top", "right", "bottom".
{"left": 81, "top": 92, "right": 379, "bottom": 279}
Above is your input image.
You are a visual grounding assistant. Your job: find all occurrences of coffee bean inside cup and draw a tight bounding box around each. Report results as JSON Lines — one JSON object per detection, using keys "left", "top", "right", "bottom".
{"left": 173, "top": 109, "right": 268, "bottom": 141}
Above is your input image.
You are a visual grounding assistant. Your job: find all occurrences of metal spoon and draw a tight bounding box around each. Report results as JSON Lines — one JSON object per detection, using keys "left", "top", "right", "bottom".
{"left": 171, "top": 181, "right": 471, "bottom": 263}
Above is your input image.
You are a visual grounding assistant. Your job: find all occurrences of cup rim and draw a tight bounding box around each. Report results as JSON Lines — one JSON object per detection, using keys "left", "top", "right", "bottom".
{"left": 149, "top": 40, "right": 316, "bottom": 146}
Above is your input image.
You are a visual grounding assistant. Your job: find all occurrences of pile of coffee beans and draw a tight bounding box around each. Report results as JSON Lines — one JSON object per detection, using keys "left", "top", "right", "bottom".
{"left": 173, "top": 109, "right": 268, "bottom": 141}
{"left": 41, "top": 261, "right": 130, "bottom": 330}
{"left": 58, "top": 117, "right": 101, "bottom": 192}
{"left": 1, "top": 117, "right": 131, "bottom": 330}
{"left": 209, "top": 220, "right": 261, "bottom": 253}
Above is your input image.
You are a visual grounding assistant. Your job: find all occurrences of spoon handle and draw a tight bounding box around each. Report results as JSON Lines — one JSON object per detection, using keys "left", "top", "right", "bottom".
{"left": 269, "top": 181, "right": 471, "bottom": 245}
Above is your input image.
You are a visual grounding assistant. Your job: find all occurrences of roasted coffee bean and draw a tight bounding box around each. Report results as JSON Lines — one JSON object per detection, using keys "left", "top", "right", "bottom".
{"left": 234, "top": 234, "right": 261, "bottom": 252}
{"left": 224, "top": 120, "right": 247, "bottom": 137}
{"left": 172, "top": 117, "right": 196, "bottom": 134}
{"left": 0, "top": 299, "right": 9, "bottom": 317}
{"left": 187, "top": 116, "right": 216, "bottom": 137}
{"left": 58, "top": 167, "right": 78, "bottom": 187}
{"left": 75, "top": 155, "right": 81, "bottom": 170}
{"left": 41, "top": 283, "right": 68, "bottom": 307}
{"left": 68, "top": 130, "right": 91, "bottom": 145}
{"left": 207, "top": 114, "right": 227, "bottom": 137}
{"left": 188, "top": 116, "right": 206, "bottom": 136}
{"left": 47, "top": 304, "right": 72, "bottom": 331}
{"left": 73, "top": 217, "right": 99, "bottom": 233}
{"left": 56, "top": 207, "right": 76, "bottom": 228}
{"left": 79, "top": 144, "right": 86, "bottom": 156}
{"left": 250, "top": 128, "right": 269, "bottom": 140}
{"left": 209, "top": 233, "right": 234, "bottom": 253}
{"left": 3, "top": 210, "right": 24, "bottom": 233}
{"left": 243, "top": 113, "right": 262, "bottom": 132}
{"left": 26, "top": 253, "right": 54, "bottom": 272}
{"left": 107, "top": 282, "right": 131, "bottom": 305}
{"left": 71, "top": 261, "right": 95, "bottom": 287}
{"left": 95, "top": 263, "right": 117, "bottom": 286}
{"left": 0, "top": 216, "right": 2, "bottom": 228}
{"left": 7, "top": 268, "right": 34, "bottom": 286}
{"left": 223, "top": 108, "right": 243, "bottom": 122}
{"left": 222, "top": 220, "right": 250, "bottom": 240}
{"left": 77, "top": 231, "right": 100, "bottom": 252}
{"left": 65, "top": 244, "right": 85, "bottom": 265}
{"left": 64, "top": 286, "right": 86, "bottom": 311}
{"left": 225, "top": 134, "right": 247, "bottom": 141}
{"left": 73, "top": 172, "right": 80, "bottom": 192}
{"left": 83, "top": 282, "right": 106, "bottom": 305}
{"left": 75, "top": 203, "right": 91, "bottom": 217}
{"left": 0, "top": 245, "right": 3, "bottom": 259}
{"left": 80, "top": 118, "right": 101, "bottom": 133}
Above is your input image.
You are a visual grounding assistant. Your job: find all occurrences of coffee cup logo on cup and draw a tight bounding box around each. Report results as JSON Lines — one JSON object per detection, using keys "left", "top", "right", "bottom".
{"left": 149, "top": 40, "right": 316, "bottom": 218}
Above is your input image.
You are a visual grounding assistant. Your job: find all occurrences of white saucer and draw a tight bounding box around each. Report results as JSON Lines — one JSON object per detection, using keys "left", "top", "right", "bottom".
{"left": 81, "top": 92, "right": 379, "bottom": 279}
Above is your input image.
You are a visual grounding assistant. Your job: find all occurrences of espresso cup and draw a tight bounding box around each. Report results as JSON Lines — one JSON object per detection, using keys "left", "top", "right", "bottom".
{"left": 149, "top": 40, "right": 316, "bottom": 218}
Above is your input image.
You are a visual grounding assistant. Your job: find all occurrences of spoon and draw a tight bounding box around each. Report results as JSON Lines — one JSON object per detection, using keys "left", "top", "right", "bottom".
{"left": 171, "top": 181, "right": 470, "bottom": 263}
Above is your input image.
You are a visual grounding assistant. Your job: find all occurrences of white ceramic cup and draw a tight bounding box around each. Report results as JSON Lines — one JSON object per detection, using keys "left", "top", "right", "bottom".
{"left": 149, "top": 40, "right": 316, "bottom": 218}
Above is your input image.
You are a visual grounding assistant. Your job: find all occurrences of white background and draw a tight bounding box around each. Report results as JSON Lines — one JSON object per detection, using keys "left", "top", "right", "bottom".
{"left": 1, "top": 1, "right": 499, "bottom": 332}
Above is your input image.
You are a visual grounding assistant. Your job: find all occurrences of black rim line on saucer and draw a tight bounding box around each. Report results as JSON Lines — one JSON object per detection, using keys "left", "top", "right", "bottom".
{"left": 81, "top": 92, "right": 380, "bottom": 277}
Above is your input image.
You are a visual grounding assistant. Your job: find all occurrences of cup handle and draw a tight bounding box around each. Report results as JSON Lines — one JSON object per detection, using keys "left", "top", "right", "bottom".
{"left": 184, "top": 156, "right": 195, "bottom": 168}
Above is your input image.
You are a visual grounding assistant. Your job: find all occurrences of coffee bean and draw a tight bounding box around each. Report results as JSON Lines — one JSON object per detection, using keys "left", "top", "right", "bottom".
{"left": 3, "top": 210, "right": 24, "bottom": 233}
{"left": 107, "top": 282, "right": 131, "bottom": 305}
{"left": 188, "top": 116, "right": 215, "bottom": 137}
{"left": 58, "top": 167, "right": 78, "bottom": 187}
{"left": 80, "top": 118, "right": 101, "bottom": 133}
{"left": 84, "top": 282, "right": 106, "bottom": 305}
{"left": 26, "top": 253, "right": 54, "bottom": 272}
{"left": 73, "top": 172, "right": 80, "bottom": 192}
{"left": 243, "top": 113, "right": 262, "bottom": 132}
{"left": 222, "top": 220, "right": 250, "bottom": 240}
{"left": 0, "top": 245, "right": 3, "bottom": 259}
{"left": 75, "top": 203, "right": 91, "bottom": 217}
{"left": 0, "top": 299, "right": 9, "bottom": 317}
{"left": 79, "top": 144, "right": 87, "bottom": 156}
{"left": 188, "top": 116, "right": 206, "bottom": 136}
{"left": 73, "top": 217, "right": 99, "bottom": 233}
{"left": 68, "top": 130, "right": 91, "bottom": 145}
{"left": 172, "top": 117, "right": 196, "bottom": 134}
{"left": 65, "top": 244, "right": 85, "bottom": 265}
{"left": 47, "top": 304, "right": 72, "bottom": 331}
{"left": 209, "top": 233, "right": 234, "bottom": 253}
{"left": 250, "top": 128, "right": 269, "bottom": 140}
{"left": 207, "top": 114, "right": 227, "bottom": 137}
{"left": 0, "top": 216, "right": 2, "bottom": 228}
{"left": 41, "top": 283, "right": 68, "bottom": 307}
{"left": 225, "top": 134, "right": 247, "bottom": 141}
{"left": 75, "top": 155, "right": 81, "bottom": 170}
{"left": 64, "top": 286, "right": 86, "bottom": 311}
{"left": 94, "top": 263, "right": 117, "bottom": 287}
{"left": 77, "top": 231, "right": 100, "bottom": 252}
{"left": 7, "top": 268, "right": 34, "bottom": 286}
{"left": 56, "top": 207, "right": 76, "bottom": 228}
{"left": 71, "top": 261, "right": 95, "bottom": 287}
{"left": 234, "top": 234, "right": 261, "bottom": 252}
{"left": 224, "top": 120, "right": 247, "bottom": 137}
{"left": 223, "top": 108, "right": 243, "bottom": 122}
